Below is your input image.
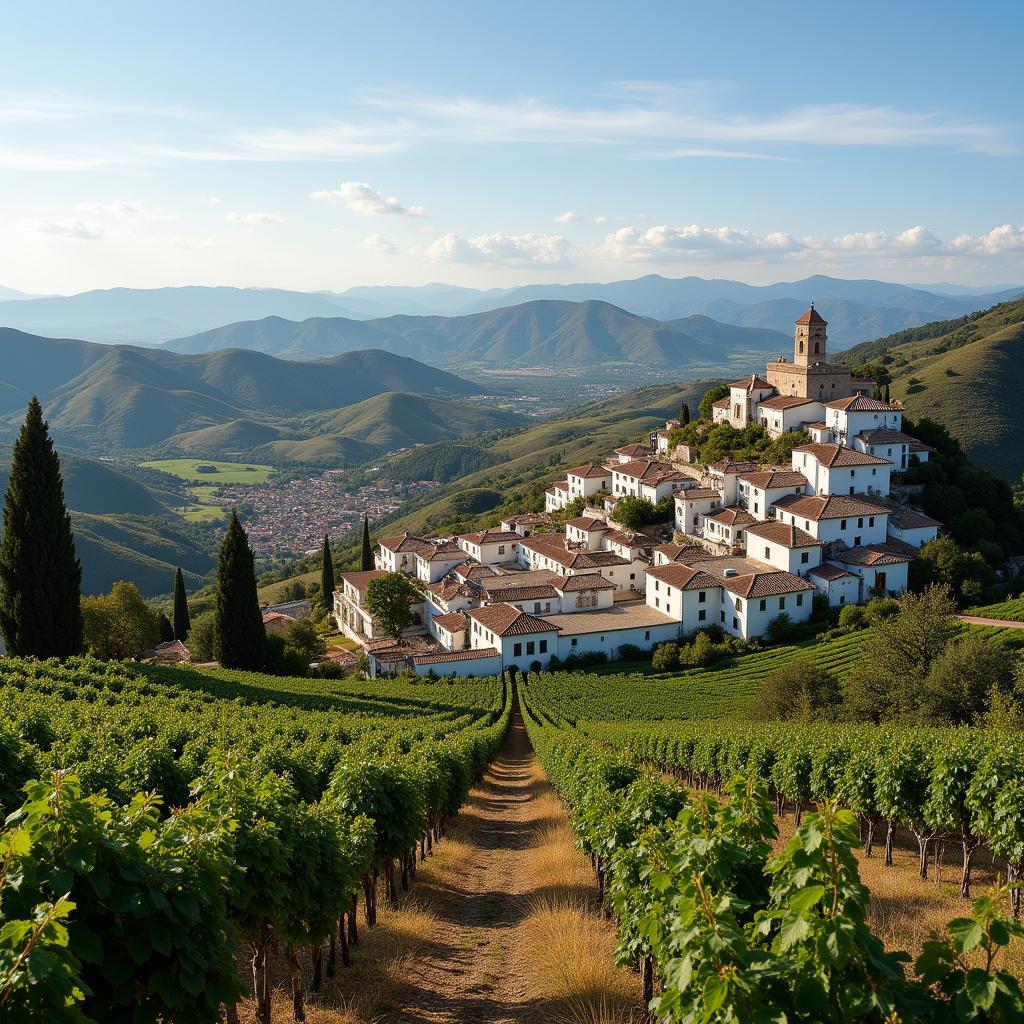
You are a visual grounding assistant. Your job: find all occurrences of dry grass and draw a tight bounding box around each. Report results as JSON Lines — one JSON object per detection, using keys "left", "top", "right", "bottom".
{"left": 519, "top": 783, "right": 643, "bottom": 1024}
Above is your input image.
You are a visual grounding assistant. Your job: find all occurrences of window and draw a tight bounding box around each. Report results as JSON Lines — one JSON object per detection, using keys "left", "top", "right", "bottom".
{"left": 571, "top": 638, "right": 577, "bottom": 647}
{"left": 698, "top": 609, "right": 706, "bottom": 621}
{"left": 855, "top": 536, "right": 861, "bottom": 546}
{"left": 630, "top": 572, "right": 636, "bottom": 580}
{"left": 796, "top": 593, "right": 804, "bottom": 606}
{"left": 733, "top": 617, "right": 739, "bottom": 629}
{"left": 526, "top": 641, "right": 535, "bottom": 656}
{"left": 779, "top": 597, "right": 786, "bottom": 609}
{"left": 699, "top": 591, "right": 706, "bottom": 603}
{"left": 759, "top": 599, "right": 767, "bottom": 611}
{"left": 857, "top": 518, "right": 864, "bottom": 528}
{"left": 513, "top": 642, "right": 522, "bottom": 657}
{"left": 737, "top": 530, "right": 744, "bottom": 541}
{"left": 850, "top": 469, "right": 855, "bottom": 477}
{"left": 871, "top": 468, "right": 876, "bottom": 476}
{"left": 840, "top": 519, "right": 847, "bottom": 529}
{"left": 498, "top": 545, "right": 505, "bottom": 555}
{"left": 869, "top": 517, "right": 875, "bottom": 527}
{"left": 544, "top": 602, "right": 551, "bottom": 612}
{"left": 654, "top": 597, "right": 660, "bottom": 608}
{"left": 539, "top": 640, "right": 548, "bottom": 654}
{"left": 801, "top": 551, "right": 810, "bottom": 564}
{"left": 534, "top": 602, "right": 541, "bottom": 612}
{"left": 764, "top": 546, "right": 771, "bottom": 558}
{"left": 720, "top": 611, "right": 726, "bottom": 623}
{"left": 754, "top": 502, "right": 760, "bottom": 514}
{"left": 735, "top": 597, "right": 743, "bottom": 610}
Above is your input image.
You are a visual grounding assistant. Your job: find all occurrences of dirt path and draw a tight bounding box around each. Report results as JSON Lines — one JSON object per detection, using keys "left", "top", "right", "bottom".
{"left": 393, "top": 708, "right": 562, "bottom": 1023}
{"left": 957, "top": 614, "right": 1024, "bottom": 628}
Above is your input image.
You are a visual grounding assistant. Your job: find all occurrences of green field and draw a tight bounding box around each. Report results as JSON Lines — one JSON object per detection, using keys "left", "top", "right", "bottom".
{"left": 139, "top": 459, "right": 274, "bottom": 522}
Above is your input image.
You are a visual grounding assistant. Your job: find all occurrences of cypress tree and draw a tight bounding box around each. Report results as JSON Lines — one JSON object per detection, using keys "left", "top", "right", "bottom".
{"left": 680, "top": 402, "right": 690, "bottom": 425}
{"left": 884, "top": 382, "right": 891, "bottom": 403}
{"left": 321, "top": 535, "right": 336, "bottom": 609}
{"left": 0, "top": 397, "right": 83, "bottom": 658}
{"left": 360, "top": 515, "right": 374, "bottom": 572}
{"left": 172, "top": 565, "right": 191, "bottom": 641}
{"left": 214, "top": 510, "right": 266, "bottom": 669}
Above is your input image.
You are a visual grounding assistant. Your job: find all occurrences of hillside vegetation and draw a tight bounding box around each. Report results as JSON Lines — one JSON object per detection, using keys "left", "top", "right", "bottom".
{"left": 844, "top": 299, "right": 1024, "bottom": 479}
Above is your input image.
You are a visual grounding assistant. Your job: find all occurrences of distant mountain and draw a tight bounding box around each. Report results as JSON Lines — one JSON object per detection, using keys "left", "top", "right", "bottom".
{"left": 0, "top": 285, "right": 34, "bottom": 301}
{"left": 844, "top": 298, "right": 1024, "bottom": 480}
{"left": 334, "top": 283, "right": 513, "bottom": 317}
{"left": 169, "top": 299, "right": 789, "bottom": 368}
{"left": 0, "top": 286, "right": 368, "bottom": 343}
{"left": 0, "top": 328, "right": 483, "bottom": 452}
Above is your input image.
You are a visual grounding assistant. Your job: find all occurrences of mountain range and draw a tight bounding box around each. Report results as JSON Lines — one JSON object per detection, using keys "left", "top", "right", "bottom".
{"left": 1, "top": 275, "right": 1019, "bottom": 347}
{"left": 167, "top": 300, "right": 790, "bottom": 368}
{"left": 0, "top": 328, "right": 521, "bottom": 459}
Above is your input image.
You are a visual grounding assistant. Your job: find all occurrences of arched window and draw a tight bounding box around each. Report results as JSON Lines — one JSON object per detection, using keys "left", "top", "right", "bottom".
{"left": 814, "top": 342, "right": 820, "bottom": 354}
{"left": 799, "top": 340, "right": 804, "bottom": 354}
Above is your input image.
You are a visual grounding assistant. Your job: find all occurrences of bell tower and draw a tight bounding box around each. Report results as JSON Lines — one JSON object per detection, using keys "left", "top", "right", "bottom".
{"left": 793, "top": 303, "right": 827, "bottom": 367}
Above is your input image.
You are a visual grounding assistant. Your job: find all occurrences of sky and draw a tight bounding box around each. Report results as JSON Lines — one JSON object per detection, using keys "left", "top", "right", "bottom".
{"left": 1, "top": 0, "right": 1022, "bottom": 295}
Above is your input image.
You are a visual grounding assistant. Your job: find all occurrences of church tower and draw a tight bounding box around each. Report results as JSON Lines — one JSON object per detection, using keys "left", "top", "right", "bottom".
{"left": 793, "top": 303, "right": 827, "bottom": 366}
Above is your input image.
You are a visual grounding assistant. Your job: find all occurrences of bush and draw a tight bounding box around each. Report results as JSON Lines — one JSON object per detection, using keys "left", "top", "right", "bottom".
{"left": 838, "top": 604, "right": 866, "bottom": 629}
{"left": 749, "top": 660, "right": 842, "bottom": 722}
{"left": 617, "top": 643, "right": 645, "bottom": 661}
{"left": 652, "top": 642, "right": 680, "bottom": 672}
{"left": 864, "top": 596, "right": 900, "bottom": 624}
{"left": 186, "top": 610, "right": 217, "bottom": 662}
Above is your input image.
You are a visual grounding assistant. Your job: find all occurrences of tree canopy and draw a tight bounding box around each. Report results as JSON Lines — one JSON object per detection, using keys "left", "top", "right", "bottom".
{"left": 214, "top": 511, "right": 266, "bottom": 670}
{"left": 364, "top": 573, "right": 421, "bottom": 639}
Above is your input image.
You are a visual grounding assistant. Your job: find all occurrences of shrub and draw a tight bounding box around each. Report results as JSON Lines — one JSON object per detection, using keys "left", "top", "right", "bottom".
{"left": 617, "top": 643, "right": 645, "bottom": 661}
{"left": 749, "top": 660, "right": 842, "bottom": 722}
{"left": 838, "top": 604, "right": 866, "bottom": 629}
{"left": 652, "top": 642, "right": 680, "bottom": 672}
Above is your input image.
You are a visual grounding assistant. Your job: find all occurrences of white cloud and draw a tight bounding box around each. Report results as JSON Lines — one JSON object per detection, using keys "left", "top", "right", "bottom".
{"left": 203, "top": 196, "right": 222, "bottom": 205}
{"left": 598, "top": 221, "right": 1024, "bottom": 267}
{"left": 363, "top": 234, "right": 398, "bottom": 255}
{"left": 594, "top": 215, "right": 608, "bottom": 225}
{"left": 553, "top": 210, "right": 582, "bottom": 224}
{"left": 428, "top": 232, "right": 572, "bottom": 267}
{"left": 36, "top": 219, "right": 104, "bottom": 240}
{"left": 225, "top": 211, "right": 285, "bottom": 225}
{"left": 74, "top": 199, "right": 173, "bottom": 224}
{"left": 310, "top": 181, "right": 425, "bottom": 217}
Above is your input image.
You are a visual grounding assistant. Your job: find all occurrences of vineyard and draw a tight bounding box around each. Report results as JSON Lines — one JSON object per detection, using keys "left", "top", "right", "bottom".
{"left": 521, "top": 673, "right": 1024, "bottom": 1020}
{"left": 0, "top": 657, "right": 508, "bottom": 1023}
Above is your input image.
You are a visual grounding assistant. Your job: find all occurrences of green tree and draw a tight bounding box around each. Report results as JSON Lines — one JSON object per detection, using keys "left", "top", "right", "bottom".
{"left": 156, "top": 611, "right": 174, "bottom": 642}
{"left": 698, "top": 385, "right": 730, "bottom": 420}
{"left": 321, "top": 534, "right": 336, "bottom": 607}
{"left": 214, "top": 510, "right": 266, "bottom": 669}
{"left": 679, "top": 401, "right": 690, "bottom": 425}
{"left": 185, "top": 610, "right": 217, "bottom": 662}
{"left": 364, "top": 572, "right": 421, "bottom": 639}
{"left": 360, "top": 515, "right": 374, "bottom": 571}
{"left": 750, "top": 660, "right": 841, "bottom": 722}
{"left": 81, "top": 580, "right": 162, "bottom": 660}
{"left": 0, "top": 397, "right": 83, "bottom": 658}
{"left": 613, "top": 495, "right": 656, "bottom": 530}
{"left": 911, "top": 535, "right": 996, "bottom": 604}
{"left": 172, "top": 564, "right": 191, "bottom": 640}
{"left": 919, "top": 633, "right": 1015, "bottom": 724}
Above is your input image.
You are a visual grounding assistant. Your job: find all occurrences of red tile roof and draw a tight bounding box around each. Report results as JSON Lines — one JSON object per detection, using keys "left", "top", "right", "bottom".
{"left": 615, "top": 443, "right": 655, "bottom": 457}
{"left": 772, "top": 493, "right": 889, "bottom": 521}
{"left": 723, "top": 570, "right": 816, "bottom": 598}
{"left": 564, "top": 516, "right": 610, "bottom": 531}
{"left": 737, "top": 469, "right": 809, "bottom": 488}
{"left": 567, "top": 464, "right": 611, "bottom": 479}
{"left": 341, "top": 569, "right": 389, "bottom": 593}
{"left": 674, "top": 487, "right": 722, "bottom": 501}
{"left": 729, "top": 374, "right": 774, "bottom": 390}
{"left": 756, "top": 394, "right": 818, "bottom": 410}
{"left": 793, "top": 443, "right": 889, "bottom": 467}
{"left": 707, "top": 457, "right": 761, "bottom": 474}
{"left": 412, "top": 647, "right": 500, "bottom": 666}
{"left": 433, "top": 611, "right": 470, "bottom": 633}
{"left": 482, "top": 583, "right": 559, "bottom": 602}
{"left": 808, "top": 562, "right": 857, "bottom": 581}
{"left": 654, "top": 543, "right": 709, "bottom": 564}
{"left": 711, "top": 397, "right": 731, "bottom": 409}
{"left": 824, "top": 395, "right": 902, "bottom": 412}
{"left": 552, "top": 573, "right": 617, "bottom": 591}
{"left": 466, "top": 604, "right": 558, "bottom": 637}
{"left": 795, "top": 304, "right": 827, "bottom": 325}
{"left": 707, "top": 506, "right": 757, "bottom": 527}
{"left": 377, "top": 532, "right": 431, "bottom": 555}
{"left": 647, "top": 563, "right": 720, "bottom": 590}
{"left": 833, "top": 543, "right": 913, "bottom": 566}
{"left": 613, "top": 459, "right": 687, "bottom": 484}
{"left": 458, "top": 530, "right": 521, "bottom": 545}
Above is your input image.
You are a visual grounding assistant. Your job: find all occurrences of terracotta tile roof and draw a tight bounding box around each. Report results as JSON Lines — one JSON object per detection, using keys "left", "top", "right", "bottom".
{"left": 707, "top": 506, "right": 757, "bottom": 527}
{"left": 466, "top": 604, "right": 558, "bottom": 637}
{"left": 377, "top": 532, "right": 431, "bottom": 555}
{"left": 613, "top": 459, "right": 687, "bottom": 484}
{"left": 552, "top": 573, "right": 617, "bottom": 591}
{"left": 795, "top": 304, "right": 827, "bottom": 325}
{"left": 545, "top": 480, "right": 569, "bottom": 495}
{"left": 341, "top": 569, "right": 389, "bottom": 593}
{"left": 523, "top": 535, "right": 633, "bottom": 570}
{"left": 412, "top": 647, "right": 501, "bottom": 666}
{"left": 456, "top": 563, "right": 500, "bottom": 582}
{"left": 432, "top": 611, "right": 470, "bottom": 633}
{"left": 793, "top": 443, "right": 889, "bottom": 467}
{"left": 737, "top": 469, "right": 809, "bottom": 488}
{"left": 711, "top": 397, "right": 731, "bottom": 409}
{"left": 564, "top": 516, "right": 610, "bottom": 531}
{"left": 261, "top": 611, "right": 293, "bottom": 623}
{"left": 707, "top": 457, "right": 761, "bottom": 474}
{"left": 808, "top": 562, "right": 857, "bottom": 581}
{"left": 427, "top": 577, "right": 476, "bottom": 602}
{"left": 744, "top": 521, "right": 822, "bottom": 547}
{"left": 647, "top": 563, "right": 720, "bottom": 590}
{"left": 908, "top": 439, "right": 934, "bottom": 453}
{"left": 567, "top": 464, "right": 611, "bottom": 479}
{"left": 615, "top": 443, "right": 655, "bottom": 457}
{"left": 604, "top": 530, "right": 656, "bottom": 547}
{"left": 419, "top": 540, "right": 466, "bottom": 562}
{"left": 756, "top": 395, "right": 817, "bottom": 410}
{"left": 772, "top": 493, "right": 889, "bottom": 521}
{"left": 723, "top": 570, "right": 816, "bottom": 598}
{"left": 833, "top": 543, "right": 913, "bottom": 566}
{"left": 501, "top": 513, "right": 553, "bottom": 527}
{"left": 729, "top": 374, "right": 774, "bottom": 390}
{"left": 458, "top": 530, "right": 521, "bottom": 545}
{"left": 674, "top": 487, "right": 722, "bottom": 501}
{"left": 858, "top": 497, "right": 941, "bottom": 530}
{"left": 824, "top": 395, "right": 902, "bottom": 412}
{"left": 482, "top": 583, "right": 558, "bottom": 603}
{"left": 806, "top": 421, "right": 828, "bottom": 430}
{"left": 654, "top": 543, "right": 709, "bottom": 564}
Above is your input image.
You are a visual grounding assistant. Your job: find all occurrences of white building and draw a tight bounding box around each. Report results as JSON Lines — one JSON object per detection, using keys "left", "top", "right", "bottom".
{"left": 736, "top": 469, "right": 809, "bottom": 520}
{"left": 702, "top": 506, "right": 757, "bottom": 548}
{"left": 852, "top": 428, "right": 932, "bottom": 469}
{"left": 611, "top": 459, "right": 692, "bottom": 503}
{"left": 824, "top": 395, "right": 903, "bottom": 446}
{"left": 674, "top": 488, "right": 724, "bottom": 535}
{"left": 376, "top": 532, "right": 431, "bottom": 575}
{"left": 457, "top": 529, "right": 522, "bottom": 565}
{"left": 707, "top": 458, "right": 762, "bottom": 505}
{"left": 414, "top": 539, "right": 470, "bottom": 584}
{"left": 742, "top": 521, "right": 823, "bottom": 576}
{"left": 772, "top": 493, "right": 890, "bottom": 548}
{"left": 721, "top": 571, "right": 816, "bottom": 637}
{"left": 334, "top": 569, "right": 426, "bottom": 644}
{"left": 544, "top": 480, "right": 570, "bottom": 512}
{"left": 646, "top": 563, "right": 722, "bottom": 628}
{"left": 566, "top": 463, "right": 612, "bottom": 502}
{"left": 791, "top": 443, "right": 891, "bottom": 498}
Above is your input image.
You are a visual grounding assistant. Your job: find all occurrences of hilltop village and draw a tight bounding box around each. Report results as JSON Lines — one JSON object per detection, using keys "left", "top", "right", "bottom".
{"left": 333, "top": 306, "right": 941, "bottom": 677}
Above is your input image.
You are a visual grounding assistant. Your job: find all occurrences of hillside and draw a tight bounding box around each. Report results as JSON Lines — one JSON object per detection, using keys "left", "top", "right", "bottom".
{"left": 169, "top": 299, "right": 788, "bottom": 368}
{"left": 0, "top": 328, "right": 482, "bottom": 454}
{"left": 845, "top": 298, "right": 1024, "bottom": 479}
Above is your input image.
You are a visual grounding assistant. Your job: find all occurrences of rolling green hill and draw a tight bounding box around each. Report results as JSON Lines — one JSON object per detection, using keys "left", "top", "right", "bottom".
{"left": 0, "top": 328, "right": 483, "bottom": 456}
{"left": 843, "top": 298, "right": 1024, "bottom": 479}
{"left": 169, "top": 300, "right": 787, "bottom": 368}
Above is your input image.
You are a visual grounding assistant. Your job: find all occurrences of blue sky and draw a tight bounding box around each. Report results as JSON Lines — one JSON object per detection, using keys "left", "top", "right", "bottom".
{"left": 2, "top": 0, "right": 1022, "bottom": 293}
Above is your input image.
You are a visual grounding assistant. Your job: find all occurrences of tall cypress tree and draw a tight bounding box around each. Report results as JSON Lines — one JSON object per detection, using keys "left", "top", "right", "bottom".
{"left": 321, "top": 535, "right": 336, "bottom": 609}
{"left": 172, "top": 565, "right": 191, "bottom": 641}
{"left": 0, "top": 397, "right": 83, "bottom": 658}
{"left": 680, "top": 402, "right": 690, "bottom": 425}
{"left": 214, "top": 510, "right": 265, "bottom": 669}
{"left": 360, "top": 515, "right": 374, "bottom": 571}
